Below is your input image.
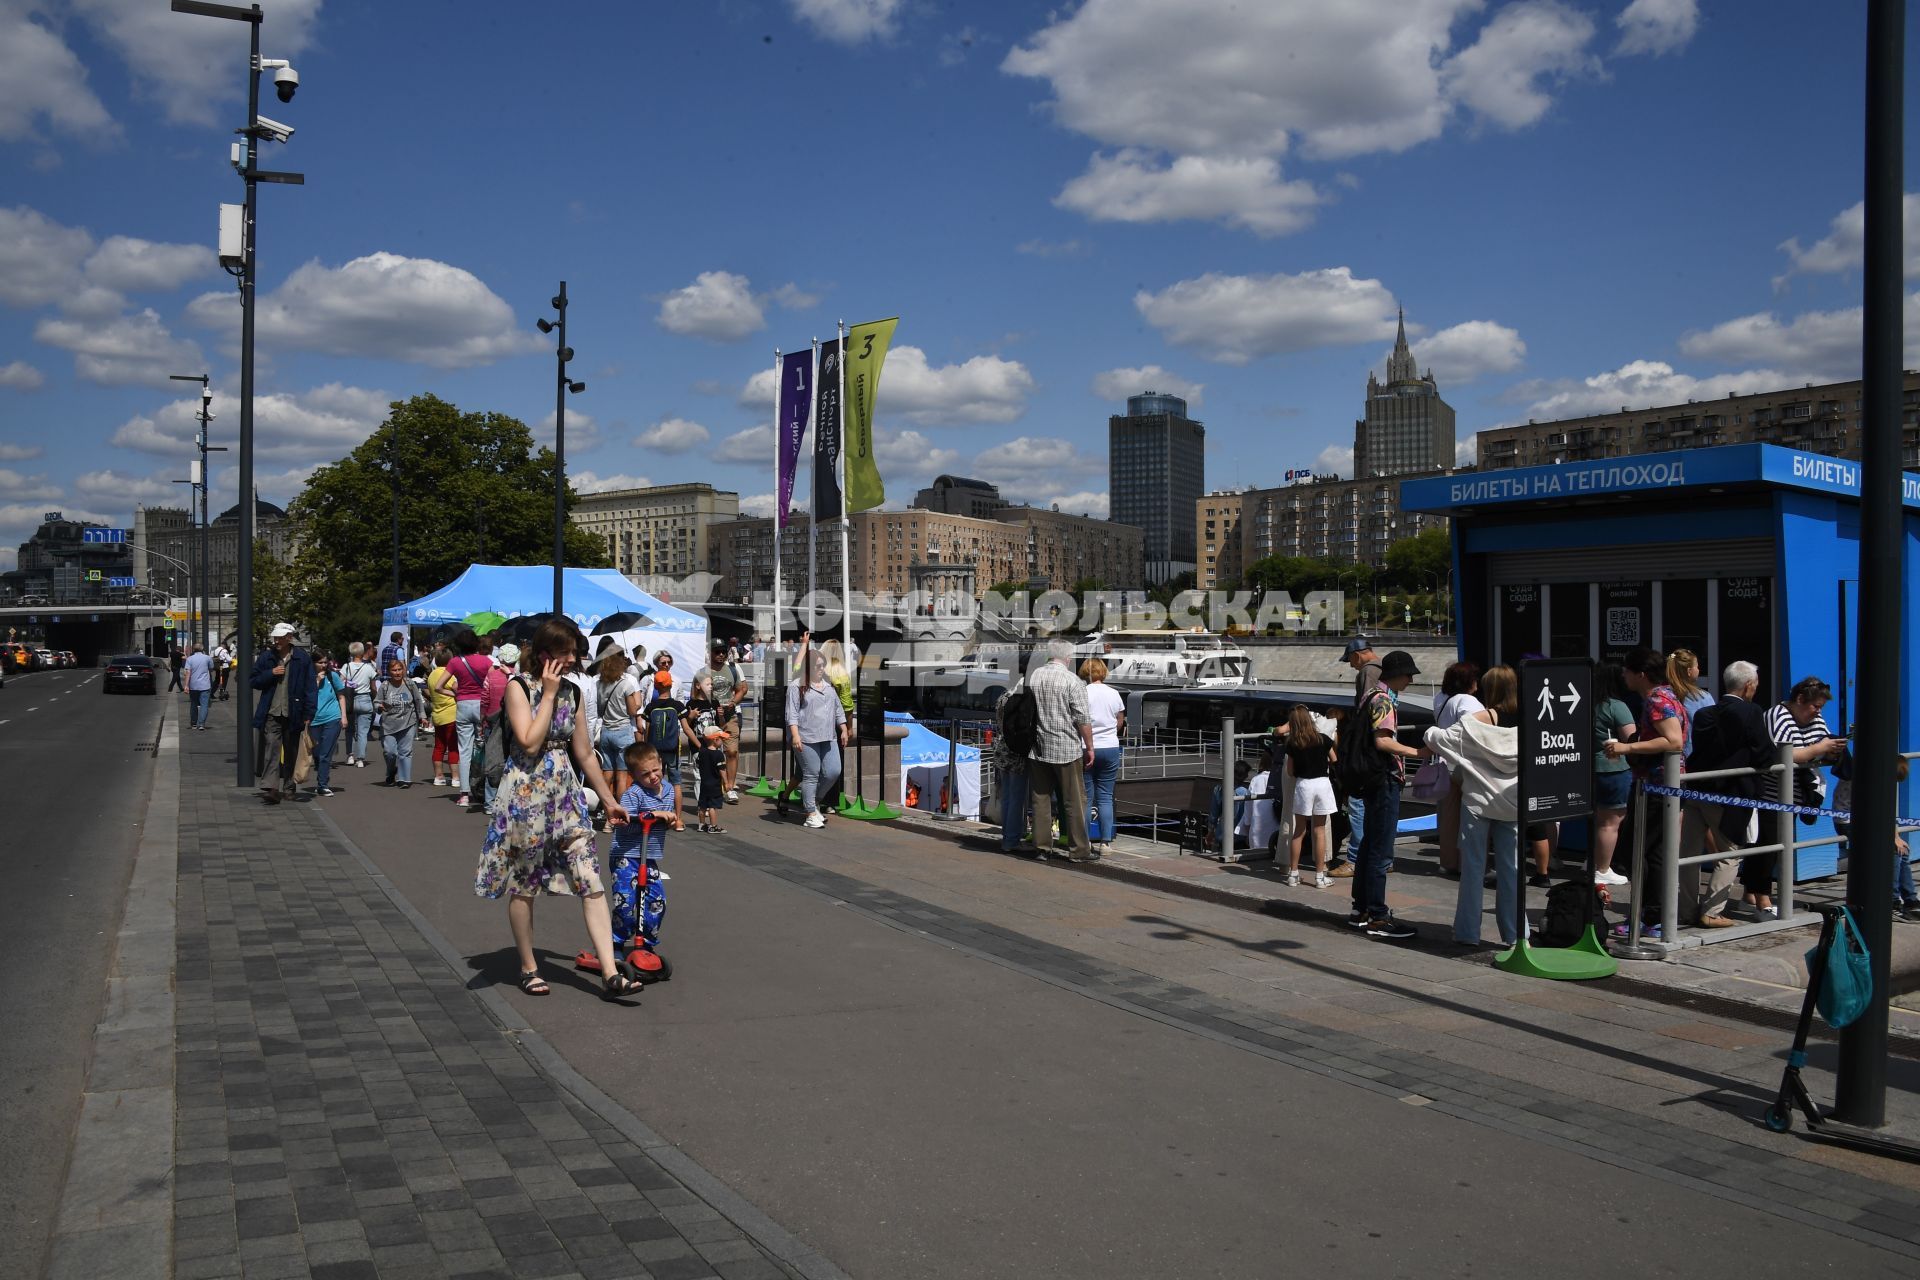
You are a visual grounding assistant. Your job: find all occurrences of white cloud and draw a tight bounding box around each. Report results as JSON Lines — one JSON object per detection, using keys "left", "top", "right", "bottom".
{"left": 1774, "top": 195, "right": 1920, "bottom": 285}
{"left": 112, "top": 381, "right": 391, "bottom": 464}
{"left": 1090, "top": 365, "right": 1204, "bottom": 408}
{"left": 715, "top": 424, "right": 774, "bottom": 465}
{"left": 734, "top": 343, "right": 1034, "bottom": 424}
{"left": 1678, "top": 295, "right": 1920, "bottom": 381}
{"left": 874, "top": 428, "right": 962, "bottom": 485}
{"left": 1614, "top": 0, "right": 1699, "bottom": 57}
{"left": 770, "top": 282, "right": 820, "bottom": 309}
{"left": 0, "top": 1, "right": 117, "bottom": 143}
{"left": 1005, "top": 0, "right": 1475, "bottom": 161}
{"left": 572, "top": 471, "right": 654, "bottom": 495}
{"left": 0, "top": 205, "right": 95, "bottom": 308}
{"left": 1316, "top": 444, "right": 1355, "bottom": 479}
{"left": 84, "top": 235, "right": 216, "bottom": 292}
{"left": 34, "top": 307, "right": 202, "bottom": 386}
{"left": 1054, "top": 151, "right": 1323, "bottom": 237}
{"left": 790, "top": 0, "right": 903, "bottom": 44}
{"left": 69, "top": 0, "right": 322, "bottom": 127}
{"left": 633, "top": 417, "right": 711, "bottom": 454}
{"left": 0, "top": 359, "right": 45, "bottom": 389}
{"left": 0, "top": 442, "right": 43, "bottom": 459}
{"left": 533, "top": 408, "right": 601, "bottom": 455}
{"left": 186, "top": 252, "right": 544, "bottom": 369}
{"left": 971, "top": 436, "right": 1107, "bottom": 501}
{"left": 1516, "top": 360, "right": 1796, "bottom": 419}
{"left": 1135, "top": 267, "right": 1398, "bottom": 365}
{"left": 72, "top": 468, "right": 181, "bottom": 507}
{"left": 656, "top": 270, "right": 766, "bottom": 342}
{"left": 1406, "top": 320, "right": 1527, "bottom": 382}
{"left": 0, "top": 467, "right": 62, "bottom": 502}
{"left": 210, "top": 462, "right": 319, "bottom": 509}
{"left": 1455, "top": 437, "right": 1477, "bottom": 467}
{"left": 1015, "top": 238, "right": 1090, "bottom": 258}
{"left": 1043, "top": 490, "right": 1110, "bottom": 519}
{"left": 737, "top": 492, "right": 784, "bottom": 519}
{"left": 874, "top": 345, "right": 1035, "bottom": 424}
{"left": 1440, "top": 1, "right": 1600, "bottom": 130}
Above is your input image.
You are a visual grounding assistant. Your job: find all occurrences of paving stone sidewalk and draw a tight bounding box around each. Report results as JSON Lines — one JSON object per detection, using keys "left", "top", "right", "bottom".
{"left": 173, "top": 726, "right": 821, "bottom": 1280}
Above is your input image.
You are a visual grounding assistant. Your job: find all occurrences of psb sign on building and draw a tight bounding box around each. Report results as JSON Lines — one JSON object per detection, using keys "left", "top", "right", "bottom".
{"left": 1517, "top": 658, "right": 1594, "bottom": 823}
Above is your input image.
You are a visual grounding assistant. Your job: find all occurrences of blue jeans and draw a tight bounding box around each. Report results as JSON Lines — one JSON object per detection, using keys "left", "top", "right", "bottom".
{"left": 1337, "top": 791, "right": 1365, "bottom": 866}
{"left": 190, "top": 688, "right": 210, "bottom": 728}
{"left": 1455, "top": 808, "right": 1521, "bottom": 944}
{"left": 1000, "top": 763, "right": 1031, "bottom": 849}
{"left": 350, "top": 693, "right": 374, "bottom": 760}
{"left": 1351, "top": 778, "right": 1401, "bottom": 920}
{"left": 311, "top": 719, "right": 342, "bottom": 791}
{"left": 797, "top": 740, "right": 841, "bottom": 814}
{"left": 454, "top": 699, "right": 485, "bottom": 795}
{"left": 1898, "top": 847, "right": 1918, "bottom": 906}
{"left": 383, "top": 727, "right": 414, "bottom": 784}
{"left": 1085, "top": 746, "right": 1121, "bottom": 841}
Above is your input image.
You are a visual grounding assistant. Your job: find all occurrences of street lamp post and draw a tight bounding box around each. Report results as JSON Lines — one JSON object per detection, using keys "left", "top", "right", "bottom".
{"left": 537, "top": 283, "right": 586, "bottom": 617}
{"left": 170, "top": 373, "right": 226, "bottom": 651}
{"left": 171, "top": 0, "right": 305, "bottom": 789}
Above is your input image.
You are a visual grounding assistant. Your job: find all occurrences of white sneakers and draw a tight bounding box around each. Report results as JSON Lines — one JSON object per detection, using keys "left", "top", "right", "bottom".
{"left": 1315, "top": 872, "right": 1334, "bottom": 888}
{"left": 1594, "top": 869, "right": 1630, "bottom": 887}
{"left": 804, "top": 812, "right": 826, "bottom": 829}
{"left": 1285, "top": 870, "right": 1301, "bottom": 886}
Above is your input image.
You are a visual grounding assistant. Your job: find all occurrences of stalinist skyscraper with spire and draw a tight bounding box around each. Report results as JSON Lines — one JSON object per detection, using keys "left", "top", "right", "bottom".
{"left": 1353, "top": 309, "right": 1455, "bottom": 478}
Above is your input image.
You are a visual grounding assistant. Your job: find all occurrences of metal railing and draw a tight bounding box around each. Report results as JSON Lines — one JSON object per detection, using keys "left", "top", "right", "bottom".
{"left": 1620, "top": 743, "right": 1835, "bottom": 957}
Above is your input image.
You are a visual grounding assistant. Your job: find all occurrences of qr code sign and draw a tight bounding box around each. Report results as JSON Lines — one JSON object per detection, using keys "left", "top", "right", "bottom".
{"left": 1606, "top": 607, "right": 1640, "bottom": 646}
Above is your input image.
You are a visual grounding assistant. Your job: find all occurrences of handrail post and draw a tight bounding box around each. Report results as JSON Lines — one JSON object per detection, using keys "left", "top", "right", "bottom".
{"left": 1777, "top": 742, "right": 1797, "bottom": 920}
{"left": 1662, "top": 751, "right": 1682, "bottom": 942}
{"left": 1628, "top": 781, "right": 1647, "bottom": 947}
{"left": 1222, "top": 716, "right": 1237, "bottom": 861}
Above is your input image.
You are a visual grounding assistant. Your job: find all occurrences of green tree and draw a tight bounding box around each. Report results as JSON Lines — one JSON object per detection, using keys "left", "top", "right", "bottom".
{"left": 1383, "top": 526, "right": 1451, "bottom": 590}
{"left": 285, "top": 394, "right": 610, "bottom": 651}
{"left": 251, "top": 536, "right": 299, "bottom": 647}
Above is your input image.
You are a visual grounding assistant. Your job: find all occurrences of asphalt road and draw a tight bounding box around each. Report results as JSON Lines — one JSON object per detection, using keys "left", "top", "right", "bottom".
{"left": 323, "top": 757, "right": 1914, "bottom": 1278}
{"left": 0, "top": 665, "right": 165, "bottom": 1278}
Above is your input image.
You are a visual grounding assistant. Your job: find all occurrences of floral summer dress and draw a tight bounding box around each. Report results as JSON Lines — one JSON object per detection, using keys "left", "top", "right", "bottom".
{"left": 474, "top": 676, "right": 605, "bottom": 899}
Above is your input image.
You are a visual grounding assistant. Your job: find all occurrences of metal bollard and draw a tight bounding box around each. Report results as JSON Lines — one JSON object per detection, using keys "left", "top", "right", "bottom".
{"left": 1662, "top": 752, "right": 1682, "bottom": 943}
{"left": 1777, "top": 741, "right": 1797, "bottom": 920}
{"left": 1222, "top": 716, "right": 1237, "bottom": 862}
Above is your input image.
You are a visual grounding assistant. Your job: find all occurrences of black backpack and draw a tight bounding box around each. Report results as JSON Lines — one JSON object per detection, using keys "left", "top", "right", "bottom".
{"left": 1540, "top": 876, "right": 1609, "bottom": 947}
{"left": 645, "top": 699, "right": 683, "bottom": 756}
{"left": 1337, "top": 691, "right": 1389, "bottom": 794}
{"left": 1000, "top": 685, "right": 1039, "bottom": 757}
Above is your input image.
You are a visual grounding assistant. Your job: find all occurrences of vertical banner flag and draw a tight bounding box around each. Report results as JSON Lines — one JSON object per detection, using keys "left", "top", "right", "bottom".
{"left": 776, "top": 350, "right": 812, "bottom": 528}
{"left": 812, "top": 338, "right": 843, "bottom": 518}
{"left": 844, "top": 317, "right": 897, "bottom": 513}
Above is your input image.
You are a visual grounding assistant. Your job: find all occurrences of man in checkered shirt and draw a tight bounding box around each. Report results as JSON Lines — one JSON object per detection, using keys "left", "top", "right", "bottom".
{"left": 1026, "top": 638, "right": 1096, "bottom": 862}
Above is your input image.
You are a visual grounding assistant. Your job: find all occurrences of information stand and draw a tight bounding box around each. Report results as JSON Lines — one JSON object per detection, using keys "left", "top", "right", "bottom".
{"left": 1497, "top": 658, "right": 1617, "bottom": 980}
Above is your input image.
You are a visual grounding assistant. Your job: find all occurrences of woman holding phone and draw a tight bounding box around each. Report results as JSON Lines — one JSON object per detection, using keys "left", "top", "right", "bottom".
{"left": 475, "top": 617, "right": 638, "bottom": 1001}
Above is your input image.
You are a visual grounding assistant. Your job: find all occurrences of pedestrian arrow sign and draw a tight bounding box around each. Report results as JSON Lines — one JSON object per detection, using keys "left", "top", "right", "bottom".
{"left": 1495, "top": 657, "right": 1616, "bottom": 982}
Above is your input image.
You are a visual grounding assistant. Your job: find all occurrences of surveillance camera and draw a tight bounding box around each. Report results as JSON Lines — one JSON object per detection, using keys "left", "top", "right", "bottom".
{"left": 254, "top": 114, "right": 295, "bottom": 143}
{"left": 274, "top": 65, "right": 299, "bottom": 102}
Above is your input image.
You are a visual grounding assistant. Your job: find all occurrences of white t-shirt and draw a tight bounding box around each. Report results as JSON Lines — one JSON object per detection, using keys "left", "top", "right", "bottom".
{"left": 565, "top": 672, "right": 599, "bottom": 745}
{"left": 597, "top": 673, "right": 640, "bottom": 733}
{"left": 1086, "top": 681, "right": 1126, "bottom": 749}
{"left": 342, "top": 658, "right": 377, "bottom": 696}
{"left": 1435, "top": 691, "right": 1485, "bottom": 731}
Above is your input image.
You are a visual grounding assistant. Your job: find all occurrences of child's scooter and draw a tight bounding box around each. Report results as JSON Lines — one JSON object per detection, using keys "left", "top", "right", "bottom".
{"left": 575, "top": 812, "right": 673, "bottom": 983}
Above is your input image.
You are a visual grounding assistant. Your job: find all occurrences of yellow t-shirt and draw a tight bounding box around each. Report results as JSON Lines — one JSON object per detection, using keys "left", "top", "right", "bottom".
{"left": 427, "top": 666, "right": 458, "bottom": 726}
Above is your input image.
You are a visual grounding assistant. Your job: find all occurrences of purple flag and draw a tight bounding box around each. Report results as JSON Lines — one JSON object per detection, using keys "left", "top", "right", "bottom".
{"left": 776, "top": 349, "right": 813, "bottom": 528}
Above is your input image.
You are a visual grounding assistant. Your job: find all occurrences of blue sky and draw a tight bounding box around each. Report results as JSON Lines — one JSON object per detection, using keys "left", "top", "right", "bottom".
{"left": 2, "top": 0, "right": 1916, "bottom": 571}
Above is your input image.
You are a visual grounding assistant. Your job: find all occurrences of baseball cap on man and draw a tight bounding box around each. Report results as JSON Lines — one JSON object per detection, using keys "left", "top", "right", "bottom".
{"left": 1380, "top": 650, "right": 1420, "bottom": 680}
{"left": 1336, "top": 636, "right": 1376, "bottom": 664}
{"left": 269, "top": 622, "right": 297, "bottom": 640}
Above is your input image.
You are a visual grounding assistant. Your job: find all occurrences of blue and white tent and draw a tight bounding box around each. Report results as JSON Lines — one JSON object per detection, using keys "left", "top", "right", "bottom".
{"left": 885, "top": 710, "right": 982, "bottom": 818}
{"left": 381, "top": 564, "right": 708, "bottom": 675}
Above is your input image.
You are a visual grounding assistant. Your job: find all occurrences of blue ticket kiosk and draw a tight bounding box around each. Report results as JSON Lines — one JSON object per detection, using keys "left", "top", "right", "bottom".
{"left": 1400, "top": 444, "right": 1920, "bottom": 876}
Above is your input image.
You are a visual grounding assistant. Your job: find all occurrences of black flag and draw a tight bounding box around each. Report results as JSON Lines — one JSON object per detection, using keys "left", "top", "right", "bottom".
{"left": 812, "top": 338, "right": 842, "bottom": 517}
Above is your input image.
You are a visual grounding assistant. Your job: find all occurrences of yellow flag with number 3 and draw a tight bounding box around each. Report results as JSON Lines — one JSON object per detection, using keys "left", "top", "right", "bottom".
{"left": 843, "top": 317, "right": 897, "bottom": 513}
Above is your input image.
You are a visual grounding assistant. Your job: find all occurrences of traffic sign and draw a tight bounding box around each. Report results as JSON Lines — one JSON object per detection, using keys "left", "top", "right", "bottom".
{"left": 86, "top": 569, "right": 102, "bottom": 581}
{"left": 107, "top": 576, "right": 136, "bottom": 587}
{"left": 81, "top": 527, "right": 127, "bottom": 544}
{"left": 1518, "top": 658, "right": 1594, "bottom": 824}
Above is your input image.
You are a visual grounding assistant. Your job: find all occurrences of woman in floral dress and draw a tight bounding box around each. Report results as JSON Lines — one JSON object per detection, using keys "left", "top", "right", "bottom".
{"left": 475, "top": 617, "right": 640, "bottom": 1000}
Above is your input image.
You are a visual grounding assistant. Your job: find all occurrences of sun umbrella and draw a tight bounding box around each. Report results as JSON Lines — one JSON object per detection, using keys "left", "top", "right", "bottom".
{"left": 591, "top": 610, "right": 654, "bottom": 635}
{"left": 490, "top": 613, "right": 553, "bottom": 646}
{"left": 463, "top": 610, "right": 508, "bottom": 635}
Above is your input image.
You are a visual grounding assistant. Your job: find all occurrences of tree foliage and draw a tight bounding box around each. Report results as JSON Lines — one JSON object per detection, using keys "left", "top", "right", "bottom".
{"left": 1382, "top": 526, "right": 1451, "bottom": 589}
{"left": 282, "top": 394, "right": 610, "bottom": 652}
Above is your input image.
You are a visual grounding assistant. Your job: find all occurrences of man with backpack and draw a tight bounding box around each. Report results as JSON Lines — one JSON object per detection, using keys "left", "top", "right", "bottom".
{"left": 1329, "top": 636, "right": 1382, "bottom": 877}
{"left": 641, "top": 683, "right": 689, "bottom": 826}
{"left": 1341, "top": 649, "right": 1426, "bottom": 938}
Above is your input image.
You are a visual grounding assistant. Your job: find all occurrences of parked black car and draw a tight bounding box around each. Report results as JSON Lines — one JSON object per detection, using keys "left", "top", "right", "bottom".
{"left": 103, "top": 654, "right": 157, "bottom": 694}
